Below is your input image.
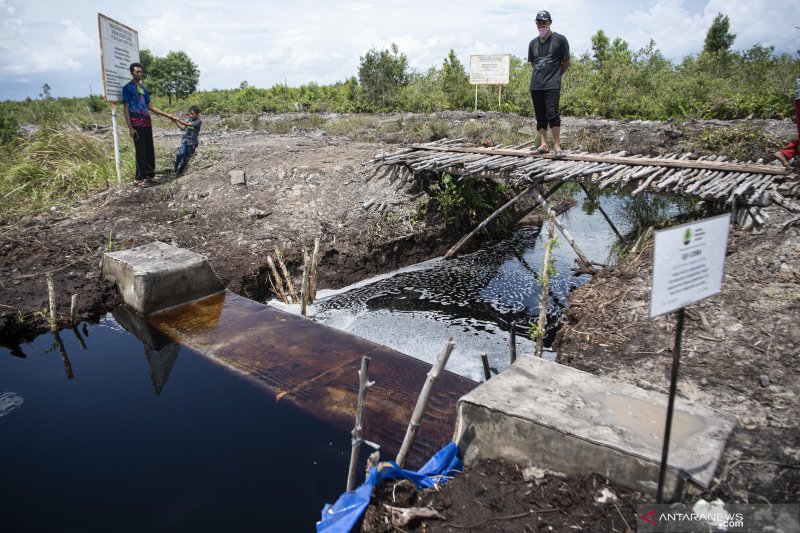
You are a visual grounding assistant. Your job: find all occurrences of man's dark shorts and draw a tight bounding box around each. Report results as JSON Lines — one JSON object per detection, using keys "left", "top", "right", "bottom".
{"left": 530, "top": 89, "right": 561, "bottom": 130}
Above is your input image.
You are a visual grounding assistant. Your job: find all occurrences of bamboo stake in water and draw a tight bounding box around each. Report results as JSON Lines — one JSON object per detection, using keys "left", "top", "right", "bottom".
{"left": 346, "top": 356, "right": 371, "bottom": 492}
{"left": 46, "top": 273, "right": 57, "bottom": 332}
{"left": 300, "top": 251, "right": 311, "bottom": 316}
{"left": 396, "top": 339, "right": 455, "bottom": 468}
{"left": 509, "top": 321, "right": 517, "bottom": 364}
{"left": 480, "top": 353, "right": 491, "bottom": 381}
{"left": 531, "top": 187, "right": 594, "bottom": 271}
{"left": 310, "top": 238, "right": 320, "bottom": 301}
{"left": 536, "top": 217, "right": 556, "bottom": 358}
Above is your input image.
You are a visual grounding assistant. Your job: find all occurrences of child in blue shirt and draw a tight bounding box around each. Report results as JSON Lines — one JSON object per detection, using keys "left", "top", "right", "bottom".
{"left": 171, "top": 105, "right": 202, "bottom": 176}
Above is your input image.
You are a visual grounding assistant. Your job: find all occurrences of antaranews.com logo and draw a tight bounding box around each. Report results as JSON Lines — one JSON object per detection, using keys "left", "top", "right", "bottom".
{"left": 636, "top": 502, "right": 799, "bottom": 532}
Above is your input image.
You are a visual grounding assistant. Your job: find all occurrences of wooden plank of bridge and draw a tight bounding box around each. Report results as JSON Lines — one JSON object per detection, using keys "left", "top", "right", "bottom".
{"left": 409, "top": 144, "right": 790, "bottom": 176}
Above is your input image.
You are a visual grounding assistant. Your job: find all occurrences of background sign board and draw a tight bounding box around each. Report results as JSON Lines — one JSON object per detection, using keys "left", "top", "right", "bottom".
{"left": 469, "top": 54, "right": 510, "bottom": 85}
{"left": 650, "top": 214, "right": 730, "bottom": 318}
{"left": 98, "top": 14, "right": 139, "bottom": 103}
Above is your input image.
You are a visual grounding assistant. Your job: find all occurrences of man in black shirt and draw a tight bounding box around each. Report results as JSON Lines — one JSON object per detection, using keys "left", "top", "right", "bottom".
{"left": 527, "top": 10, "right": 570, "bottom": 157}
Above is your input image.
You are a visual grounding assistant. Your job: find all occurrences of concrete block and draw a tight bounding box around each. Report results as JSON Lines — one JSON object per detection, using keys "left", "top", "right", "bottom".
{"left": 102, "top": 242, "right": 225, "bottom": 315}
{"left": 230, "top": 170, "right": 247, "bottom": 185}
{"left": 454, "top": 357, "right": 736, "bottom": 500}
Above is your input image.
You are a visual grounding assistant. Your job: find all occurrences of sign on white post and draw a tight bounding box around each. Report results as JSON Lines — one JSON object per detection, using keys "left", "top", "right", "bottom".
{"left": 649, "top": 214, "right": 730, "bottom": 318}
{"left": 98, "top": 13, "right": 139, "bottom": 103}
{"left": 469, "top": 54, "right": 510, "bottom": 85}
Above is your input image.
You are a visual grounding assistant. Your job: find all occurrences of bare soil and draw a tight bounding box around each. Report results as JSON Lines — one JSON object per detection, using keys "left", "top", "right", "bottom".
{"left": 1, "top": 112, "right": 798, "bottom": 531}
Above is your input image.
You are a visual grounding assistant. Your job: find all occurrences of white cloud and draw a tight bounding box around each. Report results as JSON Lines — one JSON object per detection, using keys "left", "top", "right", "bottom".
{"left": 0, "top": 18, "right": 94, "bottom": 76}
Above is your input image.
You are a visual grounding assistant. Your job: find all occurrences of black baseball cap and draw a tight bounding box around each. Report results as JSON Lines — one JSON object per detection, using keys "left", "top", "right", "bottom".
{"left": 535, "top": 10, "right": 551, "bottom": 21}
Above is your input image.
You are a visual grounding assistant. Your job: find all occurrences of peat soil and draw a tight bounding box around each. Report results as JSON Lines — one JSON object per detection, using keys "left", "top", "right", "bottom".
{"left": 1, "top": 112, "right": 798, "bottom": 531}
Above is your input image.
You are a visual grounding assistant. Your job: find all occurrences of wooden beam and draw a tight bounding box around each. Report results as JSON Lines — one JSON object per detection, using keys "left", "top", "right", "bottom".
{"left": 409, "top": 144, "right": 790, "bottom": 176}
{"left": 444, "top": 182, "right": 539, "bottom": 259}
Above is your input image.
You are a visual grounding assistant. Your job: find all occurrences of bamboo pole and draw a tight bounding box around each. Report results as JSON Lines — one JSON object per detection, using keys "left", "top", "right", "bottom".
{"left": 444, "top": 183, "right": 538, "bottom": 259}
{"left": 310, "top": 237, "right": 320, "bottom": 301}
{"left": 408, "top": 144, "right": 790, "bottom": 175}
{"left": 536, "top": 217, "right": 556, "bottom": 358}
{"left": 509, "top": 321, "right": 517, "bottom": 364}
{"left": 266, "top": 256, "right": 288, "bottom": 304}
{"left": 300, "top": 250, "right": 311, "bottom": 316}
{"left": 480, "top": 353, "right": 491, "bottom": 381}
{"left": 275, "top": 248, "right": 298, "bottom": 304}
{"left": 70, "top": 294, "right": 78, "bottom": 326}
{"left": 300, "top": 251, "right": 311, "bottom": 316}
{"left": 508, "top": 182, "right": 564, "bottom": 227}
{"left": 346, "top": 356, "right": 371, "bottom": 492}
{"left": 530, "top": 187, "right": 595, "bottom": 271}
{"left": 579, "top": 183, "right": 623, "bottom": 241}
{"left": 46, "top": 273, "right": 57, "bottom": 332}
{"left": 396, "top": 339, "right": 455, "bottom": 468}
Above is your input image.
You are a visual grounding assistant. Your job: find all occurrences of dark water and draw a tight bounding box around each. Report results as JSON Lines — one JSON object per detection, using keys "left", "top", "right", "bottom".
{"left": 0, "top": 315, "right": 358, "bottom": 532}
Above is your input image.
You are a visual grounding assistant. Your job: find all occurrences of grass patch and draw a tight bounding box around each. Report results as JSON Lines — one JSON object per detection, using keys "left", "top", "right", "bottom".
{"left": 0, "top": 125, "right": 178, "bottom": 219}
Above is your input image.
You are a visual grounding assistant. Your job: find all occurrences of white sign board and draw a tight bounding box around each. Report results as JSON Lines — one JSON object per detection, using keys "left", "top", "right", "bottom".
{"left": 469, "top": 54, "right": 510, "bottom": 85}
{"left": 650, "top": 214, "right": 730, "bottom": 318}
{"left": 98, "top": 13, "right": 139, "bottom": 102}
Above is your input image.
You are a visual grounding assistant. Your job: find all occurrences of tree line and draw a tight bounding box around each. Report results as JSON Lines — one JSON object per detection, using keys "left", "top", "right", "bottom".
{"left": 1, "top": 13, "right": 798, "bottom": 122}
{"left": 181, "top": 13, "right": 797, "bottom": 121}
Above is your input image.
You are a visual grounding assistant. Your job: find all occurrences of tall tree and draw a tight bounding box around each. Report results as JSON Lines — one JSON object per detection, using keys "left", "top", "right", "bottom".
{"left": 147, "top": 51, "right": 200, "bottom": 104}
{"left": 358, "top": 43, "right": 409, "bottom": 110}
{"left": 703, "top": 13, "right": 736, "bottom": 55}
{"left": 440, "top": 49, "right": 470, "bottom": 109}
{"left": 591, "top": 30, "right": 610, "bottom": 69}
{"left": 139, "top": 49, "right": 155, "bottom": 73}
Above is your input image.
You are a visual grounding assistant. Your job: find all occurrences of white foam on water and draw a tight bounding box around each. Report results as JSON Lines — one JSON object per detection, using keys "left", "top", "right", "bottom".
{"left": 316, "top": 307, "right": 549, "bottom": 381}
{"left": 271, "top": 193, "right": 626, "bottom": 380}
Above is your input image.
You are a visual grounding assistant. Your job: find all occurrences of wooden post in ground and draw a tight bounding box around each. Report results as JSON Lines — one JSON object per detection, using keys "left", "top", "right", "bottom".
{"left": 531, "top": 187, "right": 595, "bottom": 272}
{"left": 536, "top": 217, "right": 556, "bottom": 358}
{"left": 346, "top": 356, "right": 371, "bottom": 492}
{"left": 480, "top": 353, "right": 491, "bottom": 381}
{"left": 396, "top": 339, "right": 455, "bottom": 468}
{"left": 509, "top": 321, "right": 517, "bottom": 364}
{"left": 445, "top": 183, "right": 539, "bottom": 259}
{"left": 275, "top": 247, "right": 298, "bottom": 304}
{"left": 300, "top": 250, "right": 311, "bottom": 316}
{"left": 266, "top": 256, "right": 288, "bottom": 304}
{"left": 310, "top": 238, "right": 320, "bottom": 301}
{"left": 46, "top": 273, "right": 57, "bottom": 332}
{"left": 70, "top": 294, "right": 78, "bottom": 326}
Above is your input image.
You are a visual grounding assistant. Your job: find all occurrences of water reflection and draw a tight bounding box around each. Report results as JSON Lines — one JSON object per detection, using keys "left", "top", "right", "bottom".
{"left": 0, "top": 313, "right": 360, "bottom": 531}
{"left": 113, "top": 305, "right": 180, "bottom": 395}
{"left": 50, "top": 330, "right": 74, "bottom": 379}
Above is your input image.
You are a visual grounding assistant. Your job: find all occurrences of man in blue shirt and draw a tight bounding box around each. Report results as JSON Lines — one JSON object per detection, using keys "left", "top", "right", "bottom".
{"left": 527, "top": 10, "right": 570, "bottom": 157}
{"left": 122, "top": 62, "right": 174, "bottom": 186}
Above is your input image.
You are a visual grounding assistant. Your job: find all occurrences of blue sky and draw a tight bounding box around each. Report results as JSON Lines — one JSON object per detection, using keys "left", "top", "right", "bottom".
{"left": 0, "top": 0, "right": 797, "bottom": 101}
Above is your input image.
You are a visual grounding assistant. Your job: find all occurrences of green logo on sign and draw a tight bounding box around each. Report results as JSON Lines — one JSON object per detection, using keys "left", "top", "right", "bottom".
{"left": 683, "top": 228, "right": 693, "bottom": 245}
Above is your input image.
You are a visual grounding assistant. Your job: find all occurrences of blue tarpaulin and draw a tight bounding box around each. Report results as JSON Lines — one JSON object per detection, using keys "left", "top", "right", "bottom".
{"left": 316, "top": 442, "right": 463, "bottom": 533}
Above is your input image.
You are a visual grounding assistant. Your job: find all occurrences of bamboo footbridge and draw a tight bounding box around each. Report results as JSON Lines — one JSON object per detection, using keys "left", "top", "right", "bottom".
{"left": 371, "top": 139, "right": 800, "bottom": 268}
